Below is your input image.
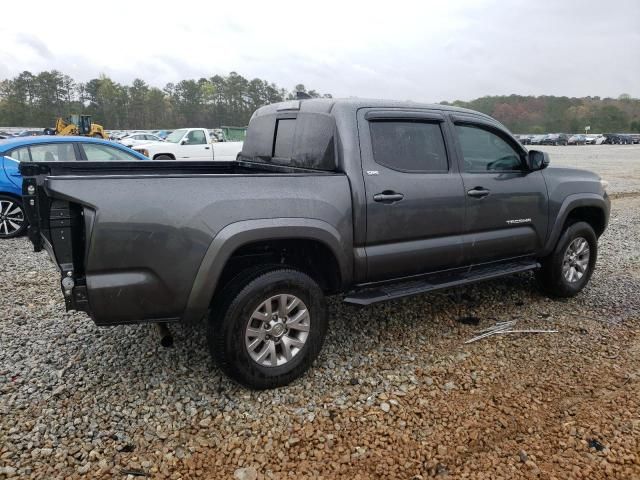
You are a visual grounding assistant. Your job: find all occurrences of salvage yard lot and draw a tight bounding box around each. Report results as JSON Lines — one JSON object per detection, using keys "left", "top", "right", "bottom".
{"left": 1, "top": 148, "right": 639, "bottom": 479}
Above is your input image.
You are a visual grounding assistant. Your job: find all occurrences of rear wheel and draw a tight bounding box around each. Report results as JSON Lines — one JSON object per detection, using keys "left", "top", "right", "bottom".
{"left": 0, "top": 196, "right": 27, "bottom": 239}
{"left": 536, "top": 221, "right": 597, "bottom": 297}
{"left": 209, "top": 267, "right": 328, "bottom": 389}
{"left": 154, "top": 154, "right": 174, "bottom": 160}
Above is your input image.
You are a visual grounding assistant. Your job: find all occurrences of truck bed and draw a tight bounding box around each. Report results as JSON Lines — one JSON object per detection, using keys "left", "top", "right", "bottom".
{"left": 20, "top": 159, "right": 352, "bottom": 325}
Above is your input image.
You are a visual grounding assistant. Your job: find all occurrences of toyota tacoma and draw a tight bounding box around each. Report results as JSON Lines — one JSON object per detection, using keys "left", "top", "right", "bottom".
{"left": 20, "top": 98, "right": 610, "bottom": 389}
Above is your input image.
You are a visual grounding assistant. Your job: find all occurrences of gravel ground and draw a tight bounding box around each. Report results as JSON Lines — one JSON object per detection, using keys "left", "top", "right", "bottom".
{"left": 1, "top": 179, "right": 639, "bottom": 478}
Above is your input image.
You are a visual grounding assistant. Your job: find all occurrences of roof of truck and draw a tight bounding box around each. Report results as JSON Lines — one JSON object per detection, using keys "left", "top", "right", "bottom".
{"left": 253, "top": 97, "right": 496, "bottom": 122}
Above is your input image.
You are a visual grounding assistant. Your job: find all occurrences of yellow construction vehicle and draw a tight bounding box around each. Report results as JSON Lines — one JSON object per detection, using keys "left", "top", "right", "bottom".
{"left": 52, "top": 114, "right": 107, "bottom": 139}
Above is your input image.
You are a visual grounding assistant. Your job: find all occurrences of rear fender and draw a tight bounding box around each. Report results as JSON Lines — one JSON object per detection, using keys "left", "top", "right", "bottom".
{"left": 183, "top": 218, "right": 351, "bottom": 323}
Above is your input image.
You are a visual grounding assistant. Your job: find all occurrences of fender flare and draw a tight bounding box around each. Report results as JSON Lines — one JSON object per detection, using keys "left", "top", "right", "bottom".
{"left": 542, "top": 193, "right": 610, "bottom": 256}
{"left": 182, "top": 218, "right": 352, "bottom": 322}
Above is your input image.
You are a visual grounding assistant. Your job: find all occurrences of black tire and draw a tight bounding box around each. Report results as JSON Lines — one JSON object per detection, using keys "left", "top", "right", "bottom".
{"left": 536, "top": 221, "right": 597, "bottom": 298}
{"left": 154, "top": 154, "right": 174, "bottom": 160}
{"left": 209, "top": 267, "right": 328, "bottom": 389}
{"left": 0, "top": 195, "right": 28, "bottom": 239}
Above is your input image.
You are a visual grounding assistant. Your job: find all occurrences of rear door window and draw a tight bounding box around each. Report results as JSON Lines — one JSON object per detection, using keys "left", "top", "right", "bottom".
{"left": 369, "top": 121, "right": 448, "bottom": 172}
{"left": 80, "top": 143, "right": 140, "bottom": 161}
{"left": 29, "top": 143, "right": 77, "bottom": 162}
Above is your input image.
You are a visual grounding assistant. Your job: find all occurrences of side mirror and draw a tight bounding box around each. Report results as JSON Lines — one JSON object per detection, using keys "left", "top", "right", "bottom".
{"left": 527, "top": 150, "right": 550, "bottom": 171}
{"left": 181, "top": 139, "right": 188, "bottom": 145}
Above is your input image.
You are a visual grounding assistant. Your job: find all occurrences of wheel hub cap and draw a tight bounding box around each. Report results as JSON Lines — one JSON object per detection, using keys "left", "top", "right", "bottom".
{"left": 562, "top": 237, "right": 590, "bottom": 283}
{"left": 267, "top": 320, "right": 286, "bottom": 339}
{"left": 245, "top": 294, "right": 311, "bottom": 367}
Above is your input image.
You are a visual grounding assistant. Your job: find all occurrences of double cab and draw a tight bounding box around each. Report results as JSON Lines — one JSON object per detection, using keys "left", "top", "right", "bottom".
{"left": 21, "top": 99, "right": 610, "bottom": 389}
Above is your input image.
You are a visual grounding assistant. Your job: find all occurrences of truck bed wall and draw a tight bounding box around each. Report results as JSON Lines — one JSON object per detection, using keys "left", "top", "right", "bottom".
{"left": 43, "top": 173, "right": 353, "bottom": 324}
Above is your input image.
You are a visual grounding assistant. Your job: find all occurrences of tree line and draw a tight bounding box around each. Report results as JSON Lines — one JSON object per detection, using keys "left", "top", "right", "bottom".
{"left": 0, "top": 70, "right": 331, "bottom": 130}
{"left": 1, "top": 69, "right": 639, "bottom": 133}
{"left": 443, "top": 94, "right": 640, "bottom": 133}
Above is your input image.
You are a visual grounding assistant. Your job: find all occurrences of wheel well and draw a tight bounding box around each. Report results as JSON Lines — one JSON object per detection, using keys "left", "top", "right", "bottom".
{"left": 0, "top": 192, "right": 21, "bottom": 202}
{"left": 566, "top": 206, "right": 606, "bottom": 237}
{"left": 153, "top": 153, "right": 175, "bottom": 160}
{"left": 216, "top": 239, "right": 342, "bottom": 296}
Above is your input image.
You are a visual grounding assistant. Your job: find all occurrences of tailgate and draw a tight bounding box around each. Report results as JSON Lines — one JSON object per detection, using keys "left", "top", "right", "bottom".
{"left": 20, "top": 162, "right": 89, "bottom": 314}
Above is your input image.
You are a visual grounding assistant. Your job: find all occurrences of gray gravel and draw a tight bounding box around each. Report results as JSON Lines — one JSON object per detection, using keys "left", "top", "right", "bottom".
{"left": 1, "top": 157, "right": 639, "bottom": 478}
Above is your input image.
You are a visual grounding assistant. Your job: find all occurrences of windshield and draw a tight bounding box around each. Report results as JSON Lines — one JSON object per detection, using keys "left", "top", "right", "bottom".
{"left": 165, "top": 129, "right": 188, "bottom": 143}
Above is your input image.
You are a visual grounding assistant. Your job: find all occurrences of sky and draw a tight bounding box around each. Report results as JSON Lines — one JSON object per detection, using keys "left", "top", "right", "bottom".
{"left": 1, "top": 0, "right": 639, "bottom": 102}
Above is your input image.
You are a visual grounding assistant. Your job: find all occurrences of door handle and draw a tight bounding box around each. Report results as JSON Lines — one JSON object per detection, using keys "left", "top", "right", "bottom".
{"left": 373, "top": 191, "right": 404, "bottom": 203}
{"left": 204, "top": 146, "right": 210, "bottom": 149}
{"left": 467, "top": 188, "right": 490, "bottom": 198}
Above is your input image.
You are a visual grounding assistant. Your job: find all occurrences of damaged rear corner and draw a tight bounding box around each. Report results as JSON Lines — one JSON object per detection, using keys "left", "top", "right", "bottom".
{"left": 22, "top": 173, "right": 91, "bottom": 315}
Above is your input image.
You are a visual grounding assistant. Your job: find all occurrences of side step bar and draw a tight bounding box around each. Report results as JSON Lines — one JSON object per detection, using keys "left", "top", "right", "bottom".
{"left": 344, "top": 259, "right": 540, "bottom": 306}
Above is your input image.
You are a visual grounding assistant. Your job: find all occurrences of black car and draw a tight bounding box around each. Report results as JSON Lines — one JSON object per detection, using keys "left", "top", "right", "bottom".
{"left": 516, "top": 134, "right": 532, "bottom": 145}
{"left": 618, "top": 134, "right": 633, "bottom": 145}
{"left": 541, "top": 133, "right": 569, "bottom": 146}
{"left": 602, "top": 133, "right": 632, "bottom": 145}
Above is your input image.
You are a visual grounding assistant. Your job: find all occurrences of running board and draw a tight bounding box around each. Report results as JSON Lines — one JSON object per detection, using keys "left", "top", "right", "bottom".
{"left": 344, "top": 259, "right": 540, "bottom": 305}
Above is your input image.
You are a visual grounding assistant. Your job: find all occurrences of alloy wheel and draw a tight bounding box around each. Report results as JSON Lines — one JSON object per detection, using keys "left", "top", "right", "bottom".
{"left": 562, "top": 237, "right": 590, "bottom": 283}
{"left": 0, "top": 199, "right": 25, "bottom": 238}
{"left": 245, "top": 294, "right": 311, "bottom": 367}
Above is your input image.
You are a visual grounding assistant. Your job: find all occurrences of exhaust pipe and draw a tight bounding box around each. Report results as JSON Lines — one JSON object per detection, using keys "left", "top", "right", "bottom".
{"left": 155, "top": 322, "right": 173, "bottom": 348}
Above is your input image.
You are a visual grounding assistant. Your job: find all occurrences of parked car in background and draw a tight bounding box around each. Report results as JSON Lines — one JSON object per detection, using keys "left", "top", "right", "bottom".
{"left": 0, "top": 136, "right": 148, "bottom": 238}
{"left": 133, "top": 128, "right": 243, "bottom": 161}
{"left": 17, "top": 130, "right": 43, "bottom": 137}
{"left": 110, "top": 131, "right": 129, "bottom": 141}
{"left": 120, "top": 133, "right": 165, "bottom": 148}
{"left": 529, "top": 134, "right": 547, "bottom": 145}
{"left": 630, "top": 134, "right": 640, "bottom": 144}
{"left": 602, "top": 134, "right": 618, "bottom": 144}
{"left": 618, "top": 134, "right": 633, "bottom": 145}
{"left": 152, "top": 130, "right": 170, "bottom": 140}
{"left": 516, "top": 134, "right": 532, "bottom": 145}
{"left": 568, "top": 134, "right": 587, "bottom": 145}
{"left": 541, "top": 133, "right": 569, "bottom": 146}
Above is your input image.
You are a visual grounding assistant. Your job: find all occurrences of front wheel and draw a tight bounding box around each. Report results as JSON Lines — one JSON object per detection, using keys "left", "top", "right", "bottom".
{"left": 536, "top": 221, "right": 597, "bottom": 297}
{"left": 209, "top": 267, "right": 328, "bottom": 389}
{"left": 154, "top": 154, "right": 174, "bottom": 160}
{"left": 0, "top": 196, "right": 27, "bottom": 239}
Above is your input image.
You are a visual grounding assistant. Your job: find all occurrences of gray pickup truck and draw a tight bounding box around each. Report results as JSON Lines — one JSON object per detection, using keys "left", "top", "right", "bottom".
{"left": 21, "top": 98, "right": 610, "bottom": 389}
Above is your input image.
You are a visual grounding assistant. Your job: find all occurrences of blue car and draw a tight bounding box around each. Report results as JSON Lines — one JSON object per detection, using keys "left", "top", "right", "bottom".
{"left": 0, "top": 136, "right": 148, "bottom": 239}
